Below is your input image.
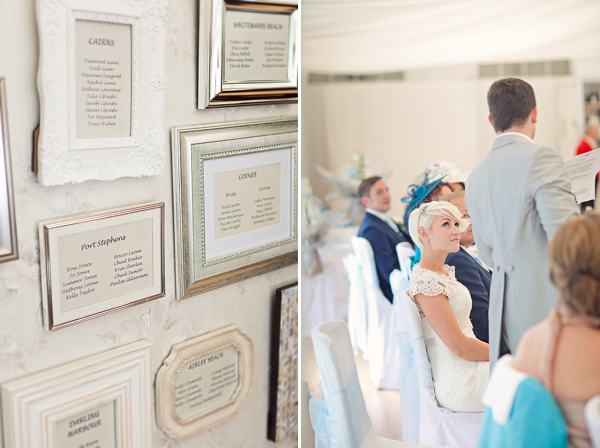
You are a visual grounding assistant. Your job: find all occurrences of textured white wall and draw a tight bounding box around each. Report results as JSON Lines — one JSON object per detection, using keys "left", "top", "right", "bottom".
{"left": 0, "top": 1, "right": 298, "bottom": 447}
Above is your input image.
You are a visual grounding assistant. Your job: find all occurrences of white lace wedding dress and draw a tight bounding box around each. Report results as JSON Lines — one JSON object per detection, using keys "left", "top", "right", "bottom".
{"left": 408, "top": 264, "right": 489, "bottom": 412}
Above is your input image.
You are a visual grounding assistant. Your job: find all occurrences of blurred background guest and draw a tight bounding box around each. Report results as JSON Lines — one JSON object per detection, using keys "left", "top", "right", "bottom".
{"left": 357, "top": 176, "right": 412, "bottom": 303}
{"left": 513, "top": 212, "right": 600, "bottom": 448}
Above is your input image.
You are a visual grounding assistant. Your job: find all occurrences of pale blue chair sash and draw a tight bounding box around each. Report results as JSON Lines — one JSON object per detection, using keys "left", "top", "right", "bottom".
{"left": 309, "top": 367, "right": 372, "bottom": 448}
{"left": 396, "top": 330, "right": 435, "bottom": 444}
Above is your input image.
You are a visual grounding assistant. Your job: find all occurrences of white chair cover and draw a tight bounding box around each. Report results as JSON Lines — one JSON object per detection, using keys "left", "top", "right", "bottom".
{"left": 585, "top": 395, "right": 600, "bottom": 448}
{"left": 309, "top": 319, "right": 443, "bottom": 448}
{"left": 309, "top": 320, "right": 380, "bottom": 448}
{"left": 351, "top": 236, "right": 400, "bottom": 390}
{"left": 391, "top": 283, "right": 483, "bottom": 448}
{"left": 343, "top": 253, "right": 369, "bottom": 357}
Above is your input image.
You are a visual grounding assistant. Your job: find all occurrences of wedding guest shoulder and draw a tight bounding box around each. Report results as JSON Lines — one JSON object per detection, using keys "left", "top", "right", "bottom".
{"left": 514, "top": 212, "right": 600, "bottom": 447}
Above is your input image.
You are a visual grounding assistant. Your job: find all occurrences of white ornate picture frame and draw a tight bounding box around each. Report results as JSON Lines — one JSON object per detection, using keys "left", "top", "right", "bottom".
{"left": 35, "top": 0, "right": 168, "bottom": 185}
{"left": 171, "top": 118, "right": 298, "bottom": 300}
{"left": 1, "top": 341, "right": 153, "bottom": 448}
{"left": 156, "top": 325, "right": 254, "bottom": 442}
{"left": 198, "top": 0, "right": 298, "bottom": 108}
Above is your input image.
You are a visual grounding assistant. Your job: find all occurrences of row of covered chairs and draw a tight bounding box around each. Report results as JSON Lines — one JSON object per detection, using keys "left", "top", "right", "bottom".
{"left": 309, "top": 318, "right": 446, "bottom": 447}
{"left": 310, "top": 316, "right": 600, "bottom": 447}
{"left": 331, "top": 235, "right": 600, "bottom": 447}
{"left": 345, "top": 237, "right": 415, "bottom": 389}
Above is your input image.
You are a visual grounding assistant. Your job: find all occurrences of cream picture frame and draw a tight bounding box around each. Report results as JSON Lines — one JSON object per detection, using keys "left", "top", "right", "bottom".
{"left": 156, "top": 325, "right": 254, "bottom": 441}
{"left": 1, "top": 341, "right": 153, "bottom": 448}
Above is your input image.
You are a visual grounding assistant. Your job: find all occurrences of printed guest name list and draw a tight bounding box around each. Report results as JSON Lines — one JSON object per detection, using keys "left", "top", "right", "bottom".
{"left": 57, "top": 219, "right": 154, "bottom": 312}
{"left": 224, "top": 10, "right": 290, "bottom": 83}
{"left": 173, "top": 346, "right": 241, "bottom": 421}
{"left": 75, "top": 19, "right": 133, "bottom": 140}
{"left": 213, "top": 163, "right": 281, "bottom": 240}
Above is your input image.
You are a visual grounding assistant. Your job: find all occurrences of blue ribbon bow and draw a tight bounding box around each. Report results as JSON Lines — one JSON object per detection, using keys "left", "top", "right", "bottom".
{"left": 308, "top": 367, "right": 372, "bottom": 448}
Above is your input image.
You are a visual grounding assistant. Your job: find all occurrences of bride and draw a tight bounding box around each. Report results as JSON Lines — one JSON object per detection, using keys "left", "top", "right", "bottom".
{"left": 407, "top": 201, "right": 489, "bottom": 412}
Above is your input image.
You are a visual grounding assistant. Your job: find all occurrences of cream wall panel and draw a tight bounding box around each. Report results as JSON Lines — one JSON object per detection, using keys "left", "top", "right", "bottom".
{"left": 302, "top": 73, "right": 581, "bottom": 221}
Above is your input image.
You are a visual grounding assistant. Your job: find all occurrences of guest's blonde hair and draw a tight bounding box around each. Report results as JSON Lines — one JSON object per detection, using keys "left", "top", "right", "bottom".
{"left": 549, "top": 212, "right": 600, "bottom": 318}
{"left": 408, "top": 201, "right": 469, "bottom": 251}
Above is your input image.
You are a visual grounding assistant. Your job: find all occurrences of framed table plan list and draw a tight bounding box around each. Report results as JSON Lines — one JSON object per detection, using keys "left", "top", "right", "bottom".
{"left": 35, "top": 0, "right": 168, "bottom": 185}
{"left": 39, "top": 202, "right": 165, "bottom": 330}
{"left": 1, "top": 341, "right": 152, "bottom": 448}
{"left": 156, "top": 325, "right": 254, "bottom": 441}
{"left": 172, "top": 117, "right": 298, "bottom": 300}
{"left": 198, "top": 0, "right": 298, "bottom": 108}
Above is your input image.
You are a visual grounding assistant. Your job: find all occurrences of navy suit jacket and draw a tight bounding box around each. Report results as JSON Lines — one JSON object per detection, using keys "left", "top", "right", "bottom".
{"left": 357, "top": 211, "right": 412, "bottom": 303}
{"left": 445, "top": 247, "right": 491, "bottom": 343}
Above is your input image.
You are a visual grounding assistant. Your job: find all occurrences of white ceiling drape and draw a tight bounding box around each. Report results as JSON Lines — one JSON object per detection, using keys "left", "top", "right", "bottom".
{"left": 301, "top": 0, "right": 600, "bottom": 73}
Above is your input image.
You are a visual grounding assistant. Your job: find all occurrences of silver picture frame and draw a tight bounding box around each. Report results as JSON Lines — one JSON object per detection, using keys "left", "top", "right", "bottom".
{"left": 39, "top": 202, "right": 165, "bottom": 331}
{"left": 0, "top": 77, "right": 18, "bottom": 264}
{"left": 172, "top": 117, "right": 298, "bottom": 300}
{"left": 197, "top": 0, "right": 298, "bottom": 108}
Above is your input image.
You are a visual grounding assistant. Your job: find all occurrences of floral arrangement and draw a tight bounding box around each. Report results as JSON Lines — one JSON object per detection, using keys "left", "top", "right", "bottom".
{"left": 316, "top": 151, "right": 391, "bottom": 224}
{"left": 301, "top": 178, "right": 332, "bottom": 275}
{"left": 301, "top": 189, "right": 330, "bottom": 241}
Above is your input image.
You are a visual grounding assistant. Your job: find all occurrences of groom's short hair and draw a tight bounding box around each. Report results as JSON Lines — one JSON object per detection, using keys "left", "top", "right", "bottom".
{"left": 358, "top": 176, "right": 382, "bottom": 198}
{"left": 487, "top": 78, "right": 536, "bottom": 132}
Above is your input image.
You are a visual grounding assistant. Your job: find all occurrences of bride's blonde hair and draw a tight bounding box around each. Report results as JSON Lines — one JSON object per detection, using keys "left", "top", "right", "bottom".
{"left": 408, "top": 201, "right": 469, "bottom": 251}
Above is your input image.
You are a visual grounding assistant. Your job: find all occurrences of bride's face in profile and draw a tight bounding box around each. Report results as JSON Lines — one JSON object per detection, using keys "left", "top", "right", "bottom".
{"left": 422, "top": 215, "right": 461, "bottom": 254}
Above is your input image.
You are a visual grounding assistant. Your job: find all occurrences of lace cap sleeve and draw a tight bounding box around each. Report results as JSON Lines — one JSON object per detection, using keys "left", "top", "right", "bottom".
{"left": 409, "top": 265, "right": 451, "bottom": 298}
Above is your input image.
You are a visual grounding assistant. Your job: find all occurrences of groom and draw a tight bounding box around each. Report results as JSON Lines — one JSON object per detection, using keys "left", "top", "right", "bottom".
{"left": 467, "top": 78, "right": 579, "bottom": 367}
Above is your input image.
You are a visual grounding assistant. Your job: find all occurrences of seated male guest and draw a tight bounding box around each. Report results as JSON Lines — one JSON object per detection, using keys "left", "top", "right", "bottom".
{"left": 357, "top": 176, "right": 413, "bottom": 303}
{"left": 441, "top": 190, "right": 491, "bottom": 342}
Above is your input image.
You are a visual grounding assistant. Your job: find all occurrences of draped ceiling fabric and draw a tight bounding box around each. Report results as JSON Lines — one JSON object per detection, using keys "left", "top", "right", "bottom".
{"left": 302, "top": 0, "right": 600, "bottom": 73}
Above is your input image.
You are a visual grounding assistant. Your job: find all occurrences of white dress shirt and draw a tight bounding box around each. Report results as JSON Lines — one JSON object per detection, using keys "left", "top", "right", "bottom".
{"left": 365, "top": 208, "right": 400, "bottom": 233}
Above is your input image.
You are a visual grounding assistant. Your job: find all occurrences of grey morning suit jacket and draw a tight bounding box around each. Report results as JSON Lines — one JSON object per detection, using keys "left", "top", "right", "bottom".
{"left": 466, "top": 133, "right": 579, "bottom": 367}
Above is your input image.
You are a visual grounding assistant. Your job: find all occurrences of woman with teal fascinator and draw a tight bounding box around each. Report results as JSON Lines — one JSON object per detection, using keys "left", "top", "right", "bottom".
{"left": 401, "top": 163, "right": 453, "bottom": 265}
